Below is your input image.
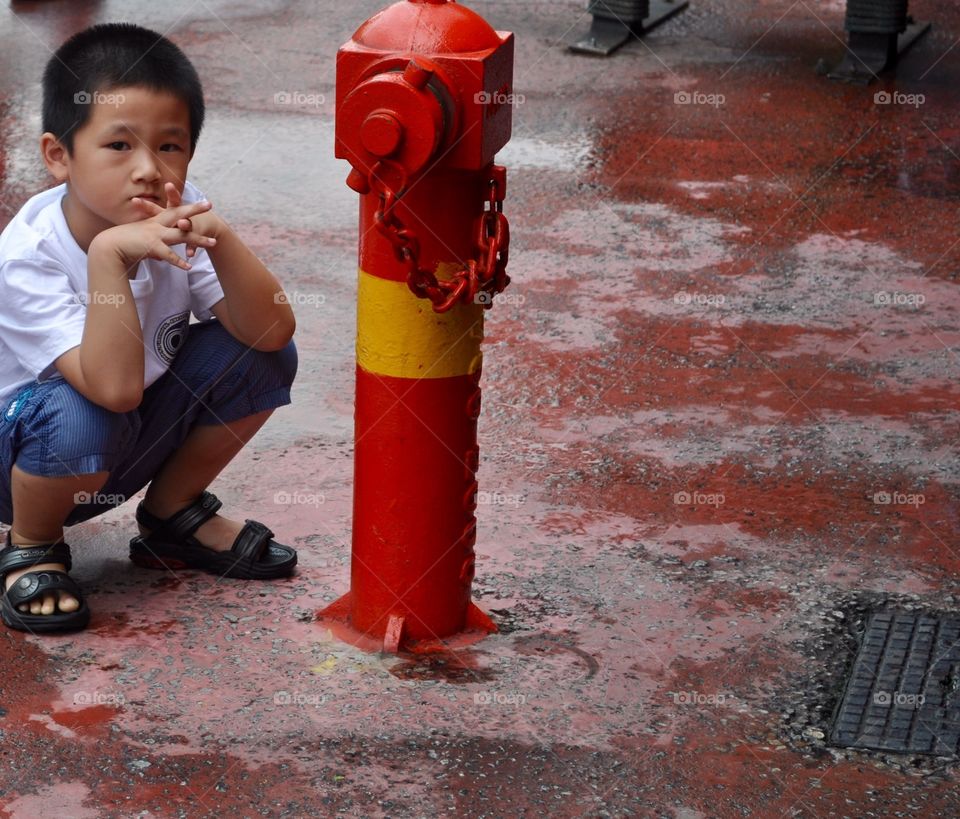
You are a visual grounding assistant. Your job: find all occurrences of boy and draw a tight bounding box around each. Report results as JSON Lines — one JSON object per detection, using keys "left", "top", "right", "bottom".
{"left": 0, "top": 23, "right": 299, "bottom": 634}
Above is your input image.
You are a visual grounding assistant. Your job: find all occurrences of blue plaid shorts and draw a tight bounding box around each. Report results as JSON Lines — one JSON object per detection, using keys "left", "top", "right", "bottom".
{"left": 0, "top": 319, "right": 297, "bottom": 526}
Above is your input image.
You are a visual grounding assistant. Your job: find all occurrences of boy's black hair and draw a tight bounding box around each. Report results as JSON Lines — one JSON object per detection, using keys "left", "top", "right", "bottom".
{"left": 42, "top": 22, "right": 205, "bottom": 154}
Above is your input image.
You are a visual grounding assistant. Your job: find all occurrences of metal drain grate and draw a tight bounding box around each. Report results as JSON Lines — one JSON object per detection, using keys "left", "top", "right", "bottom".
{"left": 830, "top": 610, "right": 960, "bottom": 755}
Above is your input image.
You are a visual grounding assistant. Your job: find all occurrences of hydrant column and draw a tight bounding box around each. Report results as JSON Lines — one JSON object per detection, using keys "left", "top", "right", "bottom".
{"left": 328, "top": 0, "right": 514, "bottom": 652}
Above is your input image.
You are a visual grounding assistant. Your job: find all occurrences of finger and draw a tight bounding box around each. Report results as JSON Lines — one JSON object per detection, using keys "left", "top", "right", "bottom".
{"left": 176, "top": 217, "right": 193, "bottom": 232}
{"left": 165, "top": 182, "right": 183, "bottom": 209}
{"left": 166, "top": 250, "right": 191, "bottom": 271}
{"left": 149, "top": 239, "right": 192, "bottom": 270}
{"left": 131, "top": 197, "right": 165, "bottom": 217}
{"left": 163, "top": 228, "right": 217, "bottom": 248}
{"left": 172, "top": 200, "right": 212, "bottom": 221}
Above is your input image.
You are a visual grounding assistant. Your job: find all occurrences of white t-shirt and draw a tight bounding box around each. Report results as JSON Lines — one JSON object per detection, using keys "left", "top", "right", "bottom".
{"left": 0, "top": 181, "right": 225, "bottom": 407}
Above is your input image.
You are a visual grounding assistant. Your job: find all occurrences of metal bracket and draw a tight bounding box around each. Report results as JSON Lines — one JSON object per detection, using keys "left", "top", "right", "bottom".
{"left": 569, "top": 0, "right": 690, "bottom": 57}
{"left": 827, "top": 18, "right": 931, "bottom": 84}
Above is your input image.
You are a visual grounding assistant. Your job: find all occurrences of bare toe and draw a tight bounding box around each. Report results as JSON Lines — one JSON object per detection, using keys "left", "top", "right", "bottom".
{"left": 58, "top": 594, "right": 80, "bottom": 613}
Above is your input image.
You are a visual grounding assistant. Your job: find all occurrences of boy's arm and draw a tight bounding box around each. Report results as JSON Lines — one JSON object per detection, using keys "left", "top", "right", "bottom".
{"left": 204, "top": 222, "right": 296, "bottom": 352}
{"left": 55, "top": 199, "right": 219, "bottom": 413}
{"left": 159, "top": 183, "right": 294, "bottom": 352}
{"left": 54, "top": 241, "right": 144, "bottom": 413}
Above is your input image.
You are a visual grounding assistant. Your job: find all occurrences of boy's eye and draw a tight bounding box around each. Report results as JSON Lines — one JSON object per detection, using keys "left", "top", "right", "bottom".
{"left": 160, "top": 144, "right": 184, "bottom": 152}
{"left": 107, "top": 141, "right": 129, "bottom": 150}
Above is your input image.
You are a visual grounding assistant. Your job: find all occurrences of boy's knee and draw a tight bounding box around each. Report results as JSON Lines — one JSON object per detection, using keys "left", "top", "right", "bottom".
{"left": 19, "top": 381, "right": 140, "bottom": 477}
{"left": 249, "top": 339, "right": 297, "bottom": 390}
{"left": 270, "top": 339, "right": 298, "bottom": 388}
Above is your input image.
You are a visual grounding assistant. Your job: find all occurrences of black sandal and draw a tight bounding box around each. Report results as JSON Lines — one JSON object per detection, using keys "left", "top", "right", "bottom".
{"left": 0, "top": 535, "right": 91, "bottom": 633}
{"left": 128, "top": 491, "right": 297, "bottom": 579}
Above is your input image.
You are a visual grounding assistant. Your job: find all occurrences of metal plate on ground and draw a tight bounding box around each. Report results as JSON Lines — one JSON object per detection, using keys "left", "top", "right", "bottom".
{"left": 569, "top": 0, "right": 689, "bottom": 56}
{"left": 830, "top": 610, "right": 960, "bottom": 756}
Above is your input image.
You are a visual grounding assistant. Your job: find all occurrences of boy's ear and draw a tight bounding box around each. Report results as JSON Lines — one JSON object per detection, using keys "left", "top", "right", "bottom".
{"left": 40, "top": 132, "right": 70, "bottom": 182}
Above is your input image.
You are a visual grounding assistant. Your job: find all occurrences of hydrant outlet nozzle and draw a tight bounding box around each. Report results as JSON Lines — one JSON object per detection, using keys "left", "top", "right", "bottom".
{"left": 361, "top": 111, "right": 404, "bottom": 157}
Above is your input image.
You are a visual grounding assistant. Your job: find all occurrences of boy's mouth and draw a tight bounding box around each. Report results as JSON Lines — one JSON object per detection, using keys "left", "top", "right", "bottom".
{"left": 133, "top": 194, "right": 161, "bottom": 203}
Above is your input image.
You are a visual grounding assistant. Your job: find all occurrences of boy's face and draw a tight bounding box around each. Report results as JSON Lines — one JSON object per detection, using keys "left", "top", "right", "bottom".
{"left": 49, "top": 86, "right": 192, "bottom": 239}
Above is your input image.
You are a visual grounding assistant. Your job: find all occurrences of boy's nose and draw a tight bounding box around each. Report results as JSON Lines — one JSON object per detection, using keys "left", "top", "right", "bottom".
{"left": 132, "top": 154, "right": 162, "bottom": 183}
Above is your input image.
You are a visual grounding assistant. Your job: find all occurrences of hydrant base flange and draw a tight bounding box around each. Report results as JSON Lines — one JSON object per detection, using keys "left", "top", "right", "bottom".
{"left": 317, "top": 593, "right": 497, "bottom": 655}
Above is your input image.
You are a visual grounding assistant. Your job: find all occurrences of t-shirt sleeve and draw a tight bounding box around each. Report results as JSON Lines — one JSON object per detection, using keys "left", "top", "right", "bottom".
{"left": 181, "top": 181, "right": 225, "bottom": 321}
{"left": 0, "top": 260, "right": 86, "bottom": 382}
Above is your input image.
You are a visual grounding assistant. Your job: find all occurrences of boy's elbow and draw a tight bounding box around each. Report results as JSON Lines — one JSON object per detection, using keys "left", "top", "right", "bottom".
{"left": 254, "top": 318, "right": 296, "bottom": 352}
{"left": 97, "top": 387, "right": 143, "bottom": 414}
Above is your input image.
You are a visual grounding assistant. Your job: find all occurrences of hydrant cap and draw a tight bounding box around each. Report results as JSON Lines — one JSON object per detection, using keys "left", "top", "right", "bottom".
{"left": 352, "top": 0, "right": 503, "bottom": 54}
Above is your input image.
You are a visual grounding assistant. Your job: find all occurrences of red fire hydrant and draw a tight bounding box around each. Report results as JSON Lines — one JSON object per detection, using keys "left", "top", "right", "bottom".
{"left": 320, "top": 0, "right": 514, "bottom": 653}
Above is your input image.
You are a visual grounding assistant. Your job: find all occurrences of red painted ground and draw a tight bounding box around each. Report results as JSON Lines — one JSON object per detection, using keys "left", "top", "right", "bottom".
{"left": 2, "top": 0, "right": 959, "bottom": 816}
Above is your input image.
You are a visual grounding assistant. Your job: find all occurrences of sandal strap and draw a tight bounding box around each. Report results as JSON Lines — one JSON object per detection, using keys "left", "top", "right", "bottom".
{"left": 5, "top": 568, "right": 82, "bottom": 608}
{"left": 138, "top": 491, "right": 223, "bottom": 541}
{"left": 0, "top": 541, "right": 72, "bottom": 575}
{"left": 231, "top": 520, "right": 274, "bottom": 562}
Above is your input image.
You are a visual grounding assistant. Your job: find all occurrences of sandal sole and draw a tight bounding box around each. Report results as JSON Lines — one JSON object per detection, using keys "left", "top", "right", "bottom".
{"left": 129, "top": 539, "right": 296, "bottom": 580}
{"left": 1, "top": 600, "right": 90, "bottom": 633}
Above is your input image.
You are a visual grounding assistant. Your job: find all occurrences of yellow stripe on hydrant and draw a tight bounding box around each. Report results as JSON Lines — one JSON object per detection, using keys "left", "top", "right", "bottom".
{"left": 356, "top": 266, "right": 484, "bottom": 379}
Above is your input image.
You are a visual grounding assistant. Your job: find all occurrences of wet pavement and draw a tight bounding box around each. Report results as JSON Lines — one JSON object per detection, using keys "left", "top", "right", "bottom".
{"left": 2, "top": 0, "right": 960, "bottom": 816}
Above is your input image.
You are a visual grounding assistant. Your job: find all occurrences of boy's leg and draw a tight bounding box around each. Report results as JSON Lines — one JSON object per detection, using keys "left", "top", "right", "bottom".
{"left": 6, "top": 466, "right": 109, "bottom": 615}
{"left": 1, "top": 320, "right": 296, "bottom": 618}
{"left": 98, "top": 318, "right": 298, "bottom": 550}
{"left": 139, "top": 408, "right": 273, "bottom": 547}
{"left": 0, "top": 380, "right": 141, "bottom": 616}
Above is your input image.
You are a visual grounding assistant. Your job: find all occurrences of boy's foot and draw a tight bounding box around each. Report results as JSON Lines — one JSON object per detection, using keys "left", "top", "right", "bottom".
{"left": 3, "top": 536, "right": 80, "bottom": 616}
{"left": 0, "top": 536, "right": 90, "bottom": 632}
{"left": 137, "top": 507, "right": 245, "bottom": 552}
{"left": 130, "top": 492, "right": 297, "bottom": 579}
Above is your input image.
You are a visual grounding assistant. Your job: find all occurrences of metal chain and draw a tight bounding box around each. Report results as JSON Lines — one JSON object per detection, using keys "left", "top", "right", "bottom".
{"left": 368, "top": 160, "right": 511, "bottom": 314}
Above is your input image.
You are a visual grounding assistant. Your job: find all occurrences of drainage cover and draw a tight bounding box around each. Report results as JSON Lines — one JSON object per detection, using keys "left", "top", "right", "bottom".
{"left": 830, "top": 609, "right": 960, "bottom": 756}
